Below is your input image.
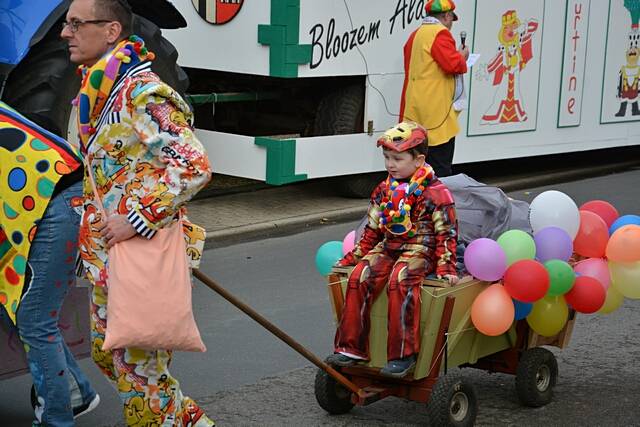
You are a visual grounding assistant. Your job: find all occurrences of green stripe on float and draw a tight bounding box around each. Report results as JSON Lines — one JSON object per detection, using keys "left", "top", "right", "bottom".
{"left": 255, "top": 137, "right": 307, "bottom": 185}
{"left": 257, "top": 0, "right": 312, "bottom": 78}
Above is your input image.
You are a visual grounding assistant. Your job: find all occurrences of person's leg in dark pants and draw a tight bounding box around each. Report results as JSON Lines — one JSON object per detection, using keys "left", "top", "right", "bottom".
{"left": 428, "top": 137, "right": 456, "bottom": 177}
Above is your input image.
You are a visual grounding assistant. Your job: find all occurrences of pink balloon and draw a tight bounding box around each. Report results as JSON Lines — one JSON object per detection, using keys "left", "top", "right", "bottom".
{"left": 573, "top": 258, "right": 611, "bottom": 290}
{"left": 342, "top": 230, "right": 356, "bottom": 255}
{"left": 464, "top": 238, "right": 507, "bottom": 281}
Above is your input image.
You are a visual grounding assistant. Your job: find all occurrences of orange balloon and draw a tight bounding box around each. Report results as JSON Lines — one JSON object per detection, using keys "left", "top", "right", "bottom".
{"left": 471, "top": 284, "right": 515, "bottom": 336}
{"left": 606, "top": 225, "right": 640, "bottom": 262}
{"left": 574, "top": 210, "right": 609, "bottom": 258}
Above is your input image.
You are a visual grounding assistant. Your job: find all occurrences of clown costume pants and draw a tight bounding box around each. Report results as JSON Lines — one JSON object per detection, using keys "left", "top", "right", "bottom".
{"left": 90, "top": 284, "right": 211, "bottom": 426}
{"left": 334, "top": 245, "right": 429, "bottom": 361}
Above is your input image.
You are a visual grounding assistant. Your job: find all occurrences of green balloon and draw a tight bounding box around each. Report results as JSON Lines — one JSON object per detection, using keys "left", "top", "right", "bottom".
{"left": 497, "top": 230, "right": 536, "bottom": 266}
{"left": 544, "top": 260, "right": 576, "bottom": 296}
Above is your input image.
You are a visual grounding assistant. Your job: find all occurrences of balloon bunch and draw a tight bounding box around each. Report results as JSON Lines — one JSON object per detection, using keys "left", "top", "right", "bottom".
{"left": 314, "top": 230, "right": 357, "bottom": 276}
{"left": 466, "top": 190, "right": 640, "bottom": 338}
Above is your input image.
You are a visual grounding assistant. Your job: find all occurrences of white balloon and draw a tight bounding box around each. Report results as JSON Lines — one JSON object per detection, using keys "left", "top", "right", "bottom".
{"left": 529, "top": 190, "right": 580, "bottom": 239}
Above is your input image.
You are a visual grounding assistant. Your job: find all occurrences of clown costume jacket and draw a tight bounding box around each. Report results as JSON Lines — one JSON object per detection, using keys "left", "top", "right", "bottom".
{"left": 72, "top": 37, "right": 215, "bottom": 427}
{"left": 334, "top": 165, "right": 458, "bottom": 361}
{"left": 339, "top": 166, "right": 458, "bottom": 276}
{"left": 75, "top": 39, "right": 212, "bottom": 287}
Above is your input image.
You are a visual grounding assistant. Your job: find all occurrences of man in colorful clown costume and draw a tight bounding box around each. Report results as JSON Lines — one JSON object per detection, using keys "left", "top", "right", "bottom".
{"left": 616, "top": 0, "right": 640, "bottom": 117}
{"left": 399, "top": 0, "right": 469, "bottom": 178}
{"left": 61, "top": 0, "right": 213, "bottom": 425}
{"left": 481, "top": 10, "right": 538, "bottom": 124}
{"left": 0, "top": 102, "right": 99, "bottom": 426}
{"left": 327, "top": 122, "right": 458, "bottom": 378}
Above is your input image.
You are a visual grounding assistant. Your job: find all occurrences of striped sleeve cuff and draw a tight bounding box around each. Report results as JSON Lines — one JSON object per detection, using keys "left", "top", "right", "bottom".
{"left": 127, "top": 210, "right": 157, "bottom": 239}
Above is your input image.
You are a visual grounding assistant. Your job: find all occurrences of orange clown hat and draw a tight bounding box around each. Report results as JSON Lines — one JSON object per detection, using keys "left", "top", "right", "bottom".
{"left": 377, "top": 122, "right": 428, "bottom": 152}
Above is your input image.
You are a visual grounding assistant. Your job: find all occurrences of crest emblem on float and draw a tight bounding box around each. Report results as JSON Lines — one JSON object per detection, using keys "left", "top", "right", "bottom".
{"left": 191, "top": 0, "right": 244, "bottom": 25}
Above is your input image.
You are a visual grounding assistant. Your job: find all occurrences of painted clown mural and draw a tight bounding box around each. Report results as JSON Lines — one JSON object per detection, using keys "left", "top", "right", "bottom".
{"left": 191, "top": 0, "right": 244, "bottom": 25}
{"left": 602, "top": 0, "right": 640, "bottom": 122}
{"left": 481, "top": 11, "right": 538, "bottom": 124}
{"left": 467, "top": 1, "right": 544, "bottom": 136}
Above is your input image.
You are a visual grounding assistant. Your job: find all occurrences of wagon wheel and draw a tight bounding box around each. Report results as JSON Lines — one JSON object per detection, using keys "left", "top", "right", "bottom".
{"left": 426, "top": 371, "right": 478, "bottom": 427}
{"left": 314, "top": 367, "right": 354, "bottom": 415}
{"left": 516, "top": 346, "right": 558, "bottom": 407}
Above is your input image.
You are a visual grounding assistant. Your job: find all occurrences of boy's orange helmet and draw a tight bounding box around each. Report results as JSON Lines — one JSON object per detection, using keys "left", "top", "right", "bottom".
{"left": 377, "top": 122, "right": 428, "bottom": 152}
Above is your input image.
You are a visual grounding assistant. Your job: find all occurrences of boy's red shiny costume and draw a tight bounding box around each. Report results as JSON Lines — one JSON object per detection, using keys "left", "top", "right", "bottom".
{"left": 335, "top": 166, "right": 458, "bottom": 361}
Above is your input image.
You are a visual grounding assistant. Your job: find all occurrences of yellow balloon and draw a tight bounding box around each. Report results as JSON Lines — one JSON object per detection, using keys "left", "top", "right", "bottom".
{"left": 598, "top": 286, "right": 625, "bottom": 314}
{"left": 609, "top": 261, "right": 640, "bottom": 299}
{"left": 526, "top": 296, "right": 568, "bottom": 337}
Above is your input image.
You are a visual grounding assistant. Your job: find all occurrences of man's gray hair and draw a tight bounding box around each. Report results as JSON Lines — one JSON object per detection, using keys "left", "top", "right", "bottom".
{"left": 93, "top": 0, "right": 133, "bottom": 38}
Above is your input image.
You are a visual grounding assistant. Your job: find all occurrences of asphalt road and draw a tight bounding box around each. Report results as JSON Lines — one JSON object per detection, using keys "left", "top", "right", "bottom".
{"left": 1, "top": 167, "right": 639, "bottom": 426}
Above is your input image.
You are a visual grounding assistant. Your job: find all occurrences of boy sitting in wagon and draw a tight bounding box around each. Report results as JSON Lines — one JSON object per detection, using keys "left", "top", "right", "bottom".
{"left": 327, "top": 122, "right": 459, "bottom": 377}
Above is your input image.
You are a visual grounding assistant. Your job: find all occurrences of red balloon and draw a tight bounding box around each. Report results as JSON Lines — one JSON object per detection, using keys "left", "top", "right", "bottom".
{"left": 573, "top": 210, "right": 609, "bottom": 258}
{"left": 503, "top": 259, "right": 550, "bottom": 303}
{"left": 564, "top": 276, "right": 606, "bottom": 313}
{"left": 579, "top": 200, "right": 619, "bottom": 229}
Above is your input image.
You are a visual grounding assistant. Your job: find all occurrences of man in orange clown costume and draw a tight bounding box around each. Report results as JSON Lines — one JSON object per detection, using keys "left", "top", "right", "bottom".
{"left": 327, "top": 122, "right": 458, "bottom": 377}
{"left": 399, "top": 0, "right": 469, "bottom": 178}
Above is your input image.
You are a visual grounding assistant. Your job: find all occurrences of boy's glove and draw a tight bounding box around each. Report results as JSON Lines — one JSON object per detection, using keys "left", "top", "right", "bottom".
{"left": 335, "top": 253, "right": 357, "bottom": 267}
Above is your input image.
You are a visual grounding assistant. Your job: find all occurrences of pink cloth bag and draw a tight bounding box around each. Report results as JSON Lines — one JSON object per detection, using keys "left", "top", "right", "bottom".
{"left": 84, "top": 158, "right": 206, "bottom": 352}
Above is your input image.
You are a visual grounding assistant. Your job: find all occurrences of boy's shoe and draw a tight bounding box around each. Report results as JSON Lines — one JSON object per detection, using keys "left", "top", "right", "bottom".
{"left": 325, "top": 353, "right": 359, "bottom": 367}
{"left": 380, "top": 355, "right": 417, "bottom": 378}
{"left": 181, "top": 397, "right": 215, "bottom": 426}
{"left": 73, "top": 394, "right": 100, "bottom": 419}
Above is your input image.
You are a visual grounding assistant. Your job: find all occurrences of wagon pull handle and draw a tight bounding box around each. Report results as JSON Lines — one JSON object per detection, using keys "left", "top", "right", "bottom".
{"left": 193, "top": 269, "right": 365, "bottom": 397}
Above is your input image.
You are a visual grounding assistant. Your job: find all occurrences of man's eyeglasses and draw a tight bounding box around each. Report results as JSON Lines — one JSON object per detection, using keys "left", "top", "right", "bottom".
{"left": 62, "top": 19, "right": 112, "bottom": 33}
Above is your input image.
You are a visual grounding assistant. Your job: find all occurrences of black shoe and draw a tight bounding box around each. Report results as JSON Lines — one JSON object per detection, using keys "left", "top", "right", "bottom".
{"left": 380, "top": 355, "right": 417, "bottom": 378}
{"left": 73, "top": 394, "right": 100, "bottom": 419}
{"left": 615, "top": 102, "right": 628, "bottom": 117}
{"left": 326, "top": 353, "right": 359, "bottom": 367}
{"left": 632, "top": 102, "right": 640, "bottom": 116}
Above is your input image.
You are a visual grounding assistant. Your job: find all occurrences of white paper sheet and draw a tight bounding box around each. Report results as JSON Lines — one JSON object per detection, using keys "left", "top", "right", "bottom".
{"left": 467, "top": 53, "right": 481, "bottom": 68}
